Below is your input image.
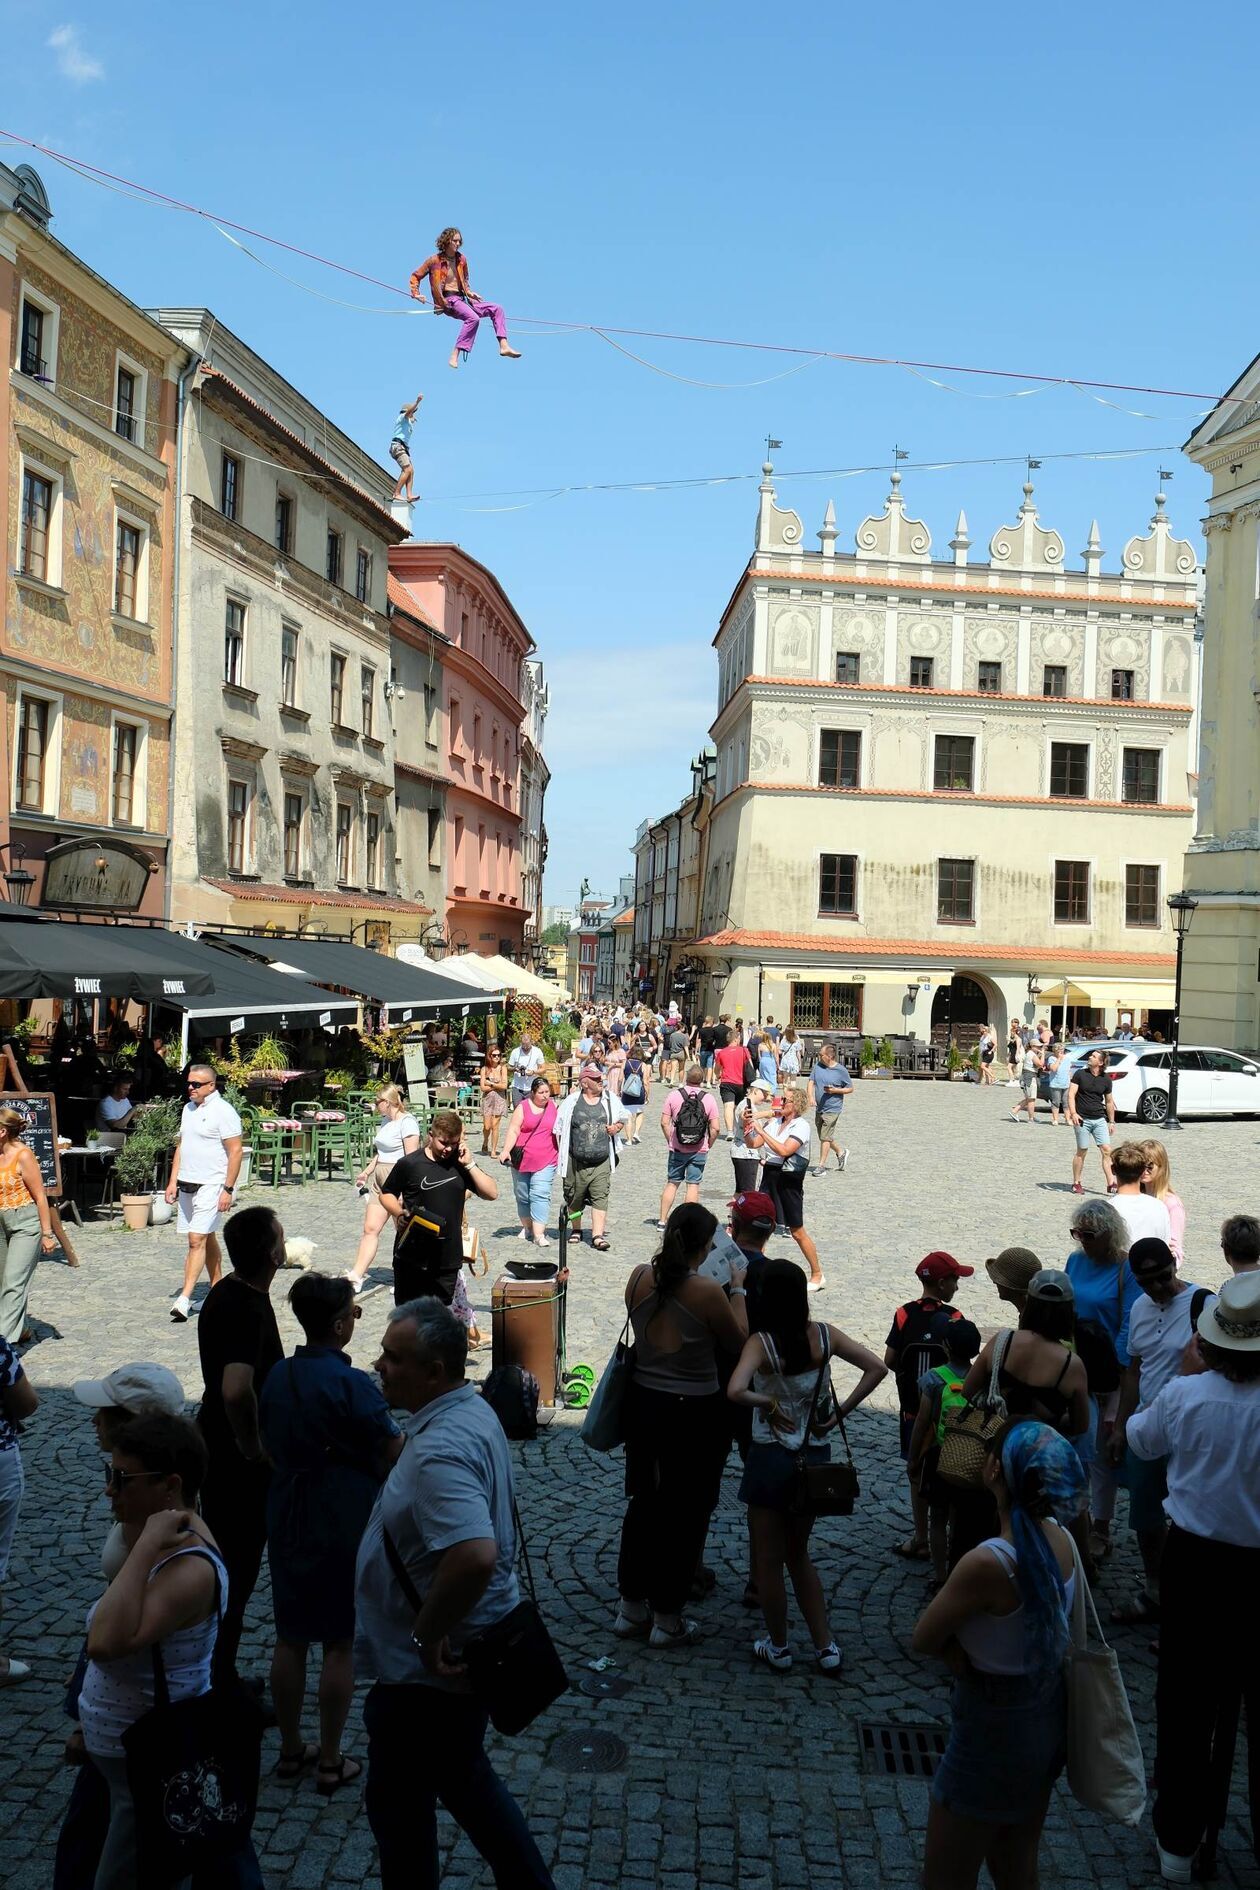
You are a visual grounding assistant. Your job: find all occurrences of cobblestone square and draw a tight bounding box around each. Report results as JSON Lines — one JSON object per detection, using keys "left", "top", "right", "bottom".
{"left": 3, "top": 1080, "right": 1257, "bottom": 1888}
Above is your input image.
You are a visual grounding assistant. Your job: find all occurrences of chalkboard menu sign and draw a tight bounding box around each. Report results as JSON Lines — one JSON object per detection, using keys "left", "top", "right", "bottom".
{"left": 0, "top": 1092, "right": 62, "bottom": 1193}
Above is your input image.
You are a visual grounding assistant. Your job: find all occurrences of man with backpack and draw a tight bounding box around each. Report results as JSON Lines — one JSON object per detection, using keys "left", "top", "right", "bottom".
{"left": 656, "top": 1063, "right": 721, "bottom": 1230}
{"left": 883, "top": 1252, "right": 972, "bottom": 1561}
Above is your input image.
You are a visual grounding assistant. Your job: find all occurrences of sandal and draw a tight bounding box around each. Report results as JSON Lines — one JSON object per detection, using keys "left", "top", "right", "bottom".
{"left": 315, "top": 1754, "right": 363, "bottom": 1796}
{"left": 591, "top": 1237, "right": 611, "bottom": 1251}
{"left": 273, "top": 1742, "right": 319, "bottom": 1780}
{"left": 1111, "top": 1591, "right": 1161, "bottom": 1626}
{"left": 892, "top": 1538, "right": 930, "bottom": 1561}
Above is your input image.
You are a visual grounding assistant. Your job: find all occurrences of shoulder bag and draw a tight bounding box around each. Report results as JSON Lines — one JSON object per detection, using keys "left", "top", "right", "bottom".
{"left": 121, "top": 1550, "right": 264, "bottom": 1889}
{"left": 786, "top": 1325, "right": 859, "bottom": 1517}
{"left": 508, "top": 1103, "right": 547, "bottom": 1172}
{"left": 936, "top": 1329, "right": 1012, "bottom": 1489}
{"left": 581, "top": 1303, "right": 636, "bottom": 1453}
{"left": 383, "top": 1502, "right": 567, "bottom": 1737}
{"left": 1063, "top": 1532, "right": 1146, "bottom": 1824}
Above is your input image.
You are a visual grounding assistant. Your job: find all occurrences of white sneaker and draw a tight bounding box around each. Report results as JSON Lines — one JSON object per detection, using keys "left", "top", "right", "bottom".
{"left": 343, "top": 1271, "right": 364, "bottom": 1296}
{"left": 649, "top": 1616, "right": 701, "bottom": 1647}
{"left": 752, "top": 1635, "right": 792, "bottom": 1672}
{"left": 807, "top": 1277, "right": 827, "bottom": 1294}
{"left": 613, "top": 1605, "right": 650, "bottom": 1640}
{"left": 517, "top": 1228, "right": 532, "bottom": 1241}
{"left": 170, "top": 1294, "right": 191, "bottom": 1322}
{"left": 1155, "top": 1842, "right": 1194, "bottom": 1883}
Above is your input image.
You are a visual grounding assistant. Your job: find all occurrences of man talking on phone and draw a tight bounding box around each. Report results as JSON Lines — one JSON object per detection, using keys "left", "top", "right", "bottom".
{"left": 378, "top": 1111, "right": 498, "bottom": 1306}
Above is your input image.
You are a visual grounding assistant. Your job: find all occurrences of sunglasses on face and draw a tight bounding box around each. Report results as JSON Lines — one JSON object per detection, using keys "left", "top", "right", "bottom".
{"left": 187, "top": 1079, "right": 214, "bottom": 1090}
{"left": 105, "top": 1466, "right": 167, "bottom": 1492}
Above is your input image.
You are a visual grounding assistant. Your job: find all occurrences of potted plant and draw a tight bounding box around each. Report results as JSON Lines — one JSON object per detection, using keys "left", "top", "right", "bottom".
{"left": 115, "top": 1131, "right": 160, "bottom": 1229}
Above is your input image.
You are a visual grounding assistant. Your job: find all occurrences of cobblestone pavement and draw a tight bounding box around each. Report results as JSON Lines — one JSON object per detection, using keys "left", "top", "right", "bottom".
{"left": 3, "top": 1081, "right": 1258, "bottom": 1888}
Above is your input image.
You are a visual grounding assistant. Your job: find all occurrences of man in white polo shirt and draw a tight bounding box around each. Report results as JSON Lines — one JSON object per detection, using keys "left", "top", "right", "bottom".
{"left": 164, "top": 1062, "right": 243, "bottom": 1322}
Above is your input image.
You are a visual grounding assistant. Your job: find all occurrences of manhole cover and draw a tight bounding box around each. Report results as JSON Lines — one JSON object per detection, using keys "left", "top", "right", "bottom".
{"left": 858, "top": 1720, "right": 947, "bottom": 1778}
{"left": 574, "top": 1670, "right": 634, "bottom": 1699}
{"left": 549, "top": 1729, "right": 628, "bottom": 1773}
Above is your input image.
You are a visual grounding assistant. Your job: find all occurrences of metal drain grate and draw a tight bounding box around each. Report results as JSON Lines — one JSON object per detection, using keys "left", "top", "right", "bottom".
{"left": 549, "top": 1729, "right": 628, "bottom": 1774}
{"left": 573, "top": 1670, "right": 634, "bottom": 1700}
{"left": 858, "top": 1719, "right": 948, "bottom": 1778}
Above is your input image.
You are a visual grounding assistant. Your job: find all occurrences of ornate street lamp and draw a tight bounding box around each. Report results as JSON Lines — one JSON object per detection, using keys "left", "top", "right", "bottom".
{"left": 1165, "top": 891, "right": 1199, "bottom": 1130}
{"left": 1, "top": 844, "right": 35, "bottom": 907}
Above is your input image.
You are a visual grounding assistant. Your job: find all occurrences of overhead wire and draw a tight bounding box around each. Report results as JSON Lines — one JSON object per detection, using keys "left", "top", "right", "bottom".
{"left": 0, "top": 126, "right": 1242, "bottom": 412}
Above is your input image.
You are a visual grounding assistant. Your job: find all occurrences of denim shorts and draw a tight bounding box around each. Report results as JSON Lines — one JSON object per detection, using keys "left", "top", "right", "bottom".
{"left": 667, "top": 1149, "right": 707, "bottom": 1185}
{"left": 932, "top": 1664, "right": 1067, "bottom": 1824}
{"left": 512, "top": 1162, "right": 555, "bottom": 1226}
{"left": 1074, "top": 1118, "right": 1111, "bottom": 1150}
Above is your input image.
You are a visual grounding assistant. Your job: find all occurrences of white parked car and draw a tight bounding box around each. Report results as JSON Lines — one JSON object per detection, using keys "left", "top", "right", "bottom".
{"left": 1104, "top": 1044, "right": 1260, "bottom": 1123}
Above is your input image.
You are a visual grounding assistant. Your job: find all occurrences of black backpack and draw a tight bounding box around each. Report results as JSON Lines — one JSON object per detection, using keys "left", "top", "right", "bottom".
{"left": 672, "top": 1088, "right": 710, "bottom": 1151}
{"left": 479, "top": 1366, "right": 540, "bottom": 1441}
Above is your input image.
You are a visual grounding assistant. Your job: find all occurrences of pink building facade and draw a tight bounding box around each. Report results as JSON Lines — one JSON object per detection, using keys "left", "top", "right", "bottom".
{"left": 389, "top": 543, "right": 533, "bottom": 956}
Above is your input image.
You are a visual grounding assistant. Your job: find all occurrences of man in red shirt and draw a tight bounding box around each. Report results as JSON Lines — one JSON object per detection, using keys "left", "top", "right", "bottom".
{"left": 884, "top": 1252, "right": 973, "bottom": 1559}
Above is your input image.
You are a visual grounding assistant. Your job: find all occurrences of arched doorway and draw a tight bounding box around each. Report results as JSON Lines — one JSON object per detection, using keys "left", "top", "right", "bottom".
{"left": 931, "top": 975, "right": 990, "bottom": 1047}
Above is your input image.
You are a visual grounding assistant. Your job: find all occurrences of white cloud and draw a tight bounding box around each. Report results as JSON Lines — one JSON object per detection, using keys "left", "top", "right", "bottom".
{"left": 48, "top": 24, "right": 104, "bottom": 84}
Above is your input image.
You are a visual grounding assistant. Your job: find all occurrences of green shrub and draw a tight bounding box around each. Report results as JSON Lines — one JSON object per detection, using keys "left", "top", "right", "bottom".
{"left": 860, "top": 1037, "right": 876, "bottom": 1068}
{"left": 877, "top": 1037, "right": 895, "bottom": 1069}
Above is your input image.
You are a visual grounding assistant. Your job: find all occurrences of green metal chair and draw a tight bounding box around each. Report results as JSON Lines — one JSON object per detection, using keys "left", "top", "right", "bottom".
{"left": 252, "top": 1116, "right": 302, "bottom": 1187}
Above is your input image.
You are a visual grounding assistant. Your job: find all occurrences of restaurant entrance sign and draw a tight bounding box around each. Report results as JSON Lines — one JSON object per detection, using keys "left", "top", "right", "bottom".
{"left": 41, "top": 837, "right": 153, "bottom": 913}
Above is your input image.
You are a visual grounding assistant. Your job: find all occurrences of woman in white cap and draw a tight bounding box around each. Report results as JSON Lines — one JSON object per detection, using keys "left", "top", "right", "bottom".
{"left": 1127, "top": 1272, "right": 1260, "bottom": 1883}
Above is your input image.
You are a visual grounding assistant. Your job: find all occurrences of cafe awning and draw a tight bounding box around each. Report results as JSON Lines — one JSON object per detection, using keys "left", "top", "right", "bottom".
{"left": 205, "top": 934, "right": 501, "bottom": 1024}
{"left": 0, "top": 922, "right": 216, "bottom": 1002}
{"left": 100, "top": 928, "right": 359, "bottom": 1036}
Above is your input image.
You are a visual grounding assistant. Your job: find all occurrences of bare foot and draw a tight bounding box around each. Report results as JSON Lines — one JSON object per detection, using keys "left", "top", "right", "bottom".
{"left": 449, "top": 349, "right": 460, "bottom": 370}
{"left": 499, "top": 344, "right": 522, "bottom": 359}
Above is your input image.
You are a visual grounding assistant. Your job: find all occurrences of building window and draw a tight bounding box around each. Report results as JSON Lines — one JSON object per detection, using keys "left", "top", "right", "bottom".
{"left": 910, "top": 656, "right": 934, "bottom": 688}
{"left": 427, "top": 807, "right": 442, "bottom": 868}
{"left": 1112, "top": 668, "right": 1135, "bottom": 701}
{"left": 819, "top": 852, "right": 857, "bottom": 916}
{"left": 226, "top": 780, "right": 250, "bottom": 873}
{"left": 366, "top": 811, "right": 381, "bottom": 887}
{"left": 19, "top": 469, "right": 53, "bottom": 580}
{"left": 112, "top": 723, "right": 139, "bottom": 825}
{"left": 361, "top": 665, "right": 375, "bottom": 738}
{"left": 275, "top": 492, "right": 293, "bottom": 555}
{"left": 424, "top": 682, "right": 439, "bottom": 748}
{"left": 280, "top": 625, "right": 299, "bottom": 707}
{"left": 115, "top": 365, "right": 138, "bottom": 442}
{"left": 1049, "top": 741, "right": 1089, "bottom": 798}
{"left": 223, "top": 600, "right": 246, "bottom": 685}
{"left": 355, "top": 547, "right": 371, "bottom": 603}
{"left": 978, "top": 661, "right": 1002, "bottom": 694}
{"left": 819, "top": 729, "right": 861, "bottom": 789}
{"left": 938, "top": 857, "right": 975, "bottom": 923}
{"left": 934, "top": 734, "right": 975, "bottom": 792}
{"left": 790, "top": 981, "right": 862, "bottom": 1031}
{"left": 1043, "top": 664, "right": 1067, "bottom": 698}
{"left": 283, "top": 792, "right": 303, "bottom": 878}
{"left": 1053, "top": 859, "right": 1090, "bottom": 924}
{"left": 326, "top": 529, "right": 343, "bottom": 586}
{"left": 835, "top": 651, "right": 861, "bottom": 685}
{"left": 15, "top": 697, "right": 49, "bottom": 810}
{"left": 114, "top": 519, "right": 141, "bottom": 618}
{"left": 1125, "top": 864, "right": 1160, "bottom": 928}
{"left": 19, "top": 298, "right": 48, "bottom": 378}
{"left": 220, "top": 453, "right": 240, "bottom": 521}
{"left": 1122, "top": 748, "right": 1160, "bottom": 805}
{"left": 330, "top": 652, "right": 346, "bottom": 725}
{"left": 336, "top": 803, "right": 353, "bottom": 882}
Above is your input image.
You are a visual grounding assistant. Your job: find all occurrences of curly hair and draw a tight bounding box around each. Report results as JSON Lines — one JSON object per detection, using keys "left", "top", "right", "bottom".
{"left": 435, "top": 226, "right": 462, "bottom": 255}
{"left": 1069, "top": 1197, "right": 1129, "bottom": 1264}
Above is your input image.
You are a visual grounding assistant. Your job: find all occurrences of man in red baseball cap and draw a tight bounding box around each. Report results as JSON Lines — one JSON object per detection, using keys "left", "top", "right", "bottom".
{"left": 884, "top": 1252, "right": 973, "bottom": 1560}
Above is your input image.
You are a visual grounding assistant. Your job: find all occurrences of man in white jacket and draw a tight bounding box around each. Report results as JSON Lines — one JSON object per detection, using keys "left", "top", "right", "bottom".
{"left": 555, "top": 1064, "right": 626, "bottom": 1251}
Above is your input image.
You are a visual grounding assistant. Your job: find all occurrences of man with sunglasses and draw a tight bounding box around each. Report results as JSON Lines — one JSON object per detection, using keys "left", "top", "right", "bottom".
{"left": 1107, "top": 1237, "right": 1216, "bottom": 1627}
{"left": 165, "top": 1063, "right": 243, "bottom": 1323}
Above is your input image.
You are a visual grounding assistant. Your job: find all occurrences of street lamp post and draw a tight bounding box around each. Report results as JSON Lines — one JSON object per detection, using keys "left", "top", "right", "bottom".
{"left": 1165, "top": 891, "right": 1199, "bottom": 1130}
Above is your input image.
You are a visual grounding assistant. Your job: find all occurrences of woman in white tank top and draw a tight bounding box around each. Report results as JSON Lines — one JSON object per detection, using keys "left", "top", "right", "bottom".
{"left": 912, "top": 1419, "right": 1085, "bottom": 1887}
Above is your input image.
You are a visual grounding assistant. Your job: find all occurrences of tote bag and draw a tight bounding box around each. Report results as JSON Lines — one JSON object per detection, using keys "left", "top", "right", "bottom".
{"left": 581, "top": 1310, "right": 635, "bottom": 1452}
{"left": 1064, "top": 1534, "right": 1147, "bottom": 1825}
{"left": 936, "top": 1330, "right": 1011, "bottom": 1490}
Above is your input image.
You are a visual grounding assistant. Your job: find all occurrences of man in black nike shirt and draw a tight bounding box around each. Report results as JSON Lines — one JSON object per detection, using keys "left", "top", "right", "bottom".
{"left": 379, "top": 1110, "right": 498, "bottom": 1305}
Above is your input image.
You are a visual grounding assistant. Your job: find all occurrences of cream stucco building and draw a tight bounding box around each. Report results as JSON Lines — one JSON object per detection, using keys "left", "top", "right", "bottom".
{"left": 1181, "top": 355, "right": 1260, "bottom": 1052}
{"left": 694, "top": 462, "right": 1200, "bottom": 1044}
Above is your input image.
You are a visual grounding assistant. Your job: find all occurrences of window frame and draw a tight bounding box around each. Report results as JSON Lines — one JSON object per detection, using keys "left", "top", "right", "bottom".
{"left": 17, "top": 283, "right": 59, "bottom": 383}
{"left": 834, "top": 650, "right": 861, "bottom": 685}
{"left": 977, "top": 660, "right": 1003, "bottom": 694}
{"left": 427, "top": 805, "right": 442, "bottom": 869}
{"left": 819, "top": 728, "right": 862, "bottom": 790}
{"left": 354, "top": 545, "right": 371, "bottom": 604}
{"left": 1124, "top": 862, "right": 1161, "bottom": 929}
{"left": 112, "top": 509, "right": 149, "bottom": 622}
{"left": 274, "top": 490, "right": 295, "bottom": 556}
{"left": 818, "top": 851, "right": 859, "bottom": 918}
{"left": 937, "top": 856, "right": 976, "bottom": 924}
{"left": 788, "top": 980, "right": 863, "bottom": 1032}
{"left": 1111, "top": 668, "right": 1135, "bottom": 702}
{"left": 109, "top": 715, "right": 146, "bottom": 829}
{"left": 360, "top": 664, "right": 375, "bottom": 739}
{"left": 220, "top": 452, "right": 241, "bottom": 522}
{"left": 223, "top": 597, "right": 247, "bottom": 687}
{"left": 365, "top": 809, "right": 381, "bottom": 888}
{"left": 282, "top": 788, "right": 305, "bottom": 880}
{"left": 12, "top": 687, "right": 62, "bottom": 815}
{"left": 113, "top": 351, "right": 148, "bottom": 447}
{"left": 1052, "top": 858, "right": 1091, "bottom": 925}
{"left": 933, "top": 733, "right": 976, "bottom": 793}
{"left": 1049, "top": 740, "right": 1090, "bottom": 799}
{"left": 326, "top": 528, "right": 344, "bottom": 587}
{"left": 1121, "top": 747, "right": 1161, "bottom": 806}
{"left": 909, "top": 655, "right": 935, "bottom": 689}
{"left": 330, "top": 651, "right": 347, "bottom": 727}
{"left": 18, "top": 460, "right": 59, "bottom": 585}
{"left": 1042, "top": 664, "right": 1067, "bottom": 698}
{"left": 226, "top": 777, "right": 252, "bottom": 875}
{"left": 280, "top": 623, "right": 300, "bottom": 709}
{"left": 335, "top": 800, "right": 355, "bottom": 885}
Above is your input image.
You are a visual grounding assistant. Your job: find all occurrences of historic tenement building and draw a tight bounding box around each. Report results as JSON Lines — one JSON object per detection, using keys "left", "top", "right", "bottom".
{"left": 694, "top": 460, "right": 1200, "bottom": 1042}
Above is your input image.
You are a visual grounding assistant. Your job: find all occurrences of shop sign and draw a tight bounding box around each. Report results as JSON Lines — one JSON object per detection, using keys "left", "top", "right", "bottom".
{"left": 41, "top": 837, "right": 153, "bottom": 913}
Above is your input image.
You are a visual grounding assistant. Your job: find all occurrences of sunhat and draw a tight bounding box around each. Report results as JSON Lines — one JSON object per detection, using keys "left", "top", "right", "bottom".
{"left": 985, "top": 1247, "right": 1042, "bottom": 1295}
{"left": 1196, "top": 1272, "right": 1260, "bottom": 1353}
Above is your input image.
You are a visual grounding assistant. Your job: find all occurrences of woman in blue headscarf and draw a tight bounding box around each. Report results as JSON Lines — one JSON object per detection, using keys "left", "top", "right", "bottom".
{"left": 912, "top": 1419, "right": 1083, "bottom": 1889}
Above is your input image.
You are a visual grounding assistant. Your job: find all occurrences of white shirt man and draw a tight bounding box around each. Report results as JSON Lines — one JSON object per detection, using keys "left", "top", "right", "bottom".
{"left": 508, "top": 1037, "right": 545, "bottom": 1102}
{"left": 164, "top": 1066, "right": 243, "bottom": 1322}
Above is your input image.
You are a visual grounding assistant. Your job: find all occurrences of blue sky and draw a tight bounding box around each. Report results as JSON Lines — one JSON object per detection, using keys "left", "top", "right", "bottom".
{"left": 5, "top": 2, "right": 1259, "bottom": 908}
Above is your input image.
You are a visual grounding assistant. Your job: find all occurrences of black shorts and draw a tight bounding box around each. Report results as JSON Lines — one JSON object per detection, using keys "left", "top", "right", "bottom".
{"left": 765, "top": 1167, "right": 805, "bottom": 1230}
{"left": 719, "top": 1082, "right": 746, "bottom": 1104}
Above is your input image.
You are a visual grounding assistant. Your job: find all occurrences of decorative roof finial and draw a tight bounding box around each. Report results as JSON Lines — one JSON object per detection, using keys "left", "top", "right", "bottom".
{"left": 818, "top": 498, "right": 837, "bottom": 555}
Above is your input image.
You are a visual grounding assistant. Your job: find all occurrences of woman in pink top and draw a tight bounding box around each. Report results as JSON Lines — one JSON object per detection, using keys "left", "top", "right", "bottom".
{"left": 1139, "top": 1139, "right": 1187, "bottom": 1267}
{"left": 498, "top": 1077, "right": 559, "bottom": 1246}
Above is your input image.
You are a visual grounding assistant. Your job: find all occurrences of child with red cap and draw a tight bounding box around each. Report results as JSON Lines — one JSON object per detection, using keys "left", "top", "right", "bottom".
{"left": 884, "top": 1253, "right": 974, "bottom": 1561}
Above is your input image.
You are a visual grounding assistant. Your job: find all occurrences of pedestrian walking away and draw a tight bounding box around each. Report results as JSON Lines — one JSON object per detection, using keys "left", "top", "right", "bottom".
{"left": 165, "top": 1064, "right": 244, "bottom": 1323}
{"left": 886, "top": 1253, "right": 971, "bottom": 1561}
{"left": 619, "top": 1047, "right": 651, "bottom": 1144}
{"left": 714, "top": 1029, "right": 756, "bottom": 1138}
{"left": 657, "top": 1065, "right": 721, "bottom": 1227}
{"left": 355, "top": 1299, "right": 556, "bottom": 1890}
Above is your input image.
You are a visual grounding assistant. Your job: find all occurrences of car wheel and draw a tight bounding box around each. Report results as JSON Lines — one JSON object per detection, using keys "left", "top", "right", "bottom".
{"left": 1136, "top": 1090, "right": 1169, "bottom": 1124}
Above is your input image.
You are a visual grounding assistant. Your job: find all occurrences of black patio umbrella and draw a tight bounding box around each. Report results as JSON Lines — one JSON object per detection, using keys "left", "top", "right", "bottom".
{"left": 0, "top": 925, "right": 216, "bottom": 1002}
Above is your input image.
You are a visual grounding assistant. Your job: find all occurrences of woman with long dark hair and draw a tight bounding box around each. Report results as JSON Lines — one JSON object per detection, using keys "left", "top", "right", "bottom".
{"left": 614, "top": 1204, "right": 749, "bottom": 1648}
{"left": 727, "top": 1259, "right": 885, "bottom": 1673}
{"left": 912, "top": 1420, "right": 1084, "bottom": 1890}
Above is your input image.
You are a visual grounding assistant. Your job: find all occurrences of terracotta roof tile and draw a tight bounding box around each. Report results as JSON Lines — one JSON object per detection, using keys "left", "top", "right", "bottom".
{"left": 692, "top": 929, "right": 1176, "bottom": 968}
{"left": 206, "top": 879, "right": 431, "bottom": 915}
